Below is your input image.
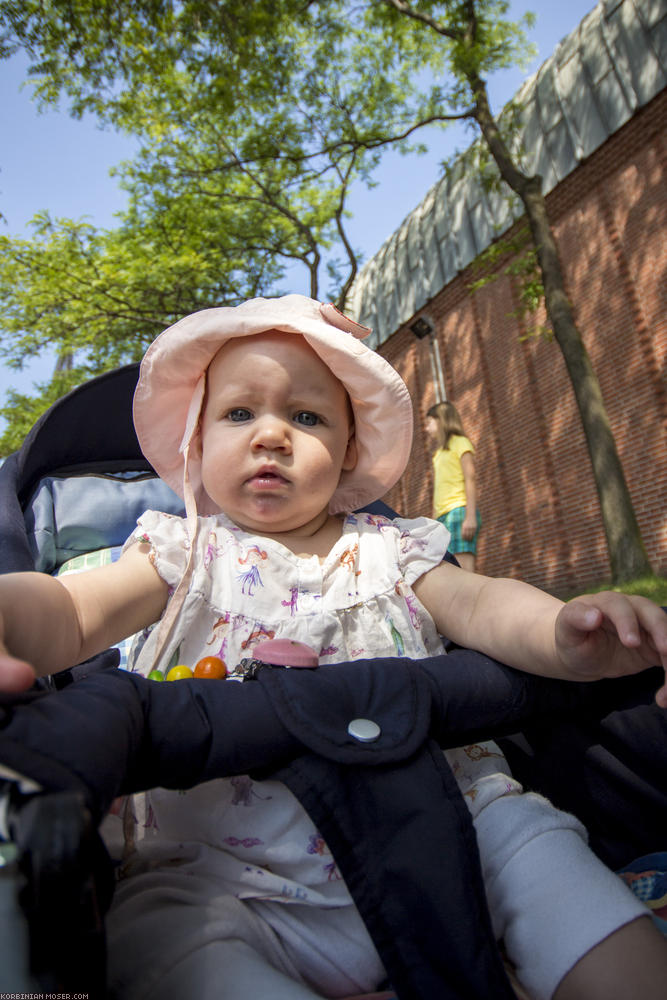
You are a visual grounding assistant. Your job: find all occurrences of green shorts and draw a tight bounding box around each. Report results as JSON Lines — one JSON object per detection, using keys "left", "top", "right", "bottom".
{"left": 437, "top": 506, "right": 481, "bottom": 554}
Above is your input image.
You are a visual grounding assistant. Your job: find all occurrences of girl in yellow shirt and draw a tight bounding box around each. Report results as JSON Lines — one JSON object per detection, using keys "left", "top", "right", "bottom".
{"left": 426, "top": 401, "right": 481, "bottom": 572}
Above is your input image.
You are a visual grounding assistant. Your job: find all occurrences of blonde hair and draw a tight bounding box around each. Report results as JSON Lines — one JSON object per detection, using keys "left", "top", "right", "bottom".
{"left": 426, "top": 401, "right": 467, "bottom": 450}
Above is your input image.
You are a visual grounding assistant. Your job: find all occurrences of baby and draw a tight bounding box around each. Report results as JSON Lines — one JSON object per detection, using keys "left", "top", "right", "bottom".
{"left": 0, "top": 295, "right": 666, "bottom": 1000}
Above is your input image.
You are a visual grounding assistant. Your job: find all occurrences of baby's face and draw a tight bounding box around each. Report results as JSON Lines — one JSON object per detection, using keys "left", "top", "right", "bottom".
{"left": 198, "top": 331, "right": 357, "bottom": 537}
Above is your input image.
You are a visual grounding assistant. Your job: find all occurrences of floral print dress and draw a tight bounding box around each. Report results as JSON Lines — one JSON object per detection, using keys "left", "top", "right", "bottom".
{"left": 111, "top": 510, "right": 518, "bottom": 909}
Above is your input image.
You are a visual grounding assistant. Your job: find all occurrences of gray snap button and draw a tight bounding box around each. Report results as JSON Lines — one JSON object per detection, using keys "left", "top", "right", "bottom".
{"left": 347, "top": 718, "right": 381, "bottom": 743}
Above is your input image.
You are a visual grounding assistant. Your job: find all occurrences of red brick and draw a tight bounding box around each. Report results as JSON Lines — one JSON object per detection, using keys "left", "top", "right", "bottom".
{"left": 378, "top": 91, "right": 667, "bottom": 594}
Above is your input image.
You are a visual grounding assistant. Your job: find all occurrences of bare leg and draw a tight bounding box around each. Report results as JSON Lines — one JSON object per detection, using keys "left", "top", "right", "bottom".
{"left": 553, "top": 917, "right": 667, "bottom": 1000}
{"left": 453, "top": 551, "right": 476, "bottom": 572}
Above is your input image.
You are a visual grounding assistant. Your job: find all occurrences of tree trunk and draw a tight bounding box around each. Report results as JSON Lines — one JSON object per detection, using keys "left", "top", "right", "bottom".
{"left": 472, "top": 81, "right": 652, "bottom": 582}
{"left": 521, "top": 181, "right": 652, "bottom": 582}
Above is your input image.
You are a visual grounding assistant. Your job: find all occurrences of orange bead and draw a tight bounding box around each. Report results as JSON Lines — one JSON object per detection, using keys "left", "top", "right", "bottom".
{"left": 193, "top": 656, "right": 227, "bottom": 679}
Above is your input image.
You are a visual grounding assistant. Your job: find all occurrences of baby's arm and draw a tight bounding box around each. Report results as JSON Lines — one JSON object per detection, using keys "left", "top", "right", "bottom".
{"left": 413, "top": 562, "right": 667, "bottom": 703}
{"left": 0, "top": 543, "right": 169, "bottom": 683}
{"left": 414, "top": 562, "right": 561, "bottom": 672}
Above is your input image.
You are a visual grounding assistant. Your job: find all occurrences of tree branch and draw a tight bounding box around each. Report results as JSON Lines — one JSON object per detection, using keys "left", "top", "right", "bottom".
{"left": 377, "top": 0, "right": 460, "bottom": 39}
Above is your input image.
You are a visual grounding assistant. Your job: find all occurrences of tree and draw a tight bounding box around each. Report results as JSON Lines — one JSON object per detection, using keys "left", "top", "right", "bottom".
{"left": 0, "top": 197, "right": 288, "bottom": 450}
{"left": 373, "top": 0, "right": 652, "bottom": 581}
{"left": 0, "top": 0, "right": 466, "bottom": 447}
{"left": 0, "top": 0, "right": 652, "bottom": 579}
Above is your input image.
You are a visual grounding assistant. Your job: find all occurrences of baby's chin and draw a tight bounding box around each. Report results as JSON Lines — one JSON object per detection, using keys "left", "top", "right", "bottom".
{"left": 225, "top": 503, "right": 333, "bottom": 540}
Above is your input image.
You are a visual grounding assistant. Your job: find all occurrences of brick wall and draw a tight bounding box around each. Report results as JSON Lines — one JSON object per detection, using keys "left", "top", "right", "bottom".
{"left": 378, "top": 89, "right": 666, "bottom": 594}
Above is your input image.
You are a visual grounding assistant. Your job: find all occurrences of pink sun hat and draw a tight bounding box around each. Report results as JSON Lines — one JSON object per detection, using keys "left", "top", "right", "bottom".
{"left": 133, "top": 294, "right": 414, "bottom": 516}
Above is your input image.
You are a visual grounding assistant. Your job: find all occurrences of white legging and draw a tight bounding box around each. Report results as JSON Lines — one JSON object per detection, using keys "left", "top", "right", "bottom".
{"left": 106, "top": 866, "right": 385, "bottom": 1000}
{"left": 473, "top": 792, "right": 648, "bottom": 1000}
{"left": 139, "top": 939, "right": 324, "bottom": 1000}
{"left": 105, "top": 778, "right": 647, "bottom": 1000}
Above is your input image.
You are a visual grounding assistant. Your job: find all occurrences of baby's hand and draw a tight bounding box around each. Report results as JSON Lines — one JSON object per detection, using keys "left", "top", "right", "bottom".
{"left": 0, "top": 640, "right": 36, "bottom": 694}
{"left": 555, "top": 593, "right": 667, "bottom": 706}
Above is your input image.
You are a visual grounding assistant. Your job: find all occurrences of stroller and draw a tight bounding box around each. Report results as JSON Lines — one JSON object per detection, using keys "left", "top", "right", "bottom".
{"left": 0, "top": 365, "right": 665, "bottom": 998}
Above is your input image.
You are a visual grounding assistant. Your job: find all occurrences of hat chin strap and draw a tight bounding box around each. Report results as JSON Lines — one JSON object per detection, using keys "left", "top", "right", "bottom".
{"left": 150, "top": 375, "right": 206, "bottom": 671}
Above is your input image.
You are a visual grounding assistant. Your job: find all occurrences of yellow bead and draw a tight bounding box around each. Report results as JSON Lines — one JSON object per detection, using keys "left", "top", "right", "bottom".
{"left": 166, "top": 664, "right": 194, "bottom": 681}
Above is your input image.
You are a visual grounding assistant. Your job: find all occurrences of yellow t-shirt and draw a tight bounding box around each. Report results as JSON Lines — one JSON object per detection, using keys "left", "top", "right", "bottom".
{"left": 431, "top": 435, "right": 474, "bottom": 518}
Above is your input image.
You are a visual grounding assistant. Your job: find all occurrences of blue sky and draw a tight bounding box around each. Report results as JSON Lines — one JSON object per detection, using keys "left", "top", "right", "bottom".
{"left": 0, "top": 0, "right": 597, "bottom": 422}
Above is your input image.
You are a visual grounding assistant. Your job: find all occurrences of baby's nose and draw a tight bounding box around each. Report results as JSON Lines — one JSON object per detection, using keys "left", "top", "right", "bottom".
{"left": 251, "top": 416, "right": 292, "bottom": 451}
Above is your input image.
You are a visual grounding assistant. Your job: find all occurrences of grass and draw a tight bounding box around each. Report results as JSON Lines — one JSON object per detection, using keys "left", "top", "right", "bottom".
{"left": 563, "top": 575, "right": 667, "bottom": 606}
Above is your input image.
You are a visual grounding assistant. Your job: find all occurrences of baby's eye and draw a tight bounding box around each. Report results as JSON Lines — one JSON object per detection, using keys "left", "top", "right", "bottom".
{"left": 226, "top": 408, "right": 253, "bottom": 422}
{"left": 294, "top": 411, "right": 321, "bottom": 427}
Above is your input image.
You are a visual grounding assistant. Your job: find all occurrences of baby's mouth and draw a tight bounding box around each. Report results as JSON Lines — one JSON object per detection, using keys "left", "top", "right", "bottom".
{"left": 247, "top": 468, "right": 289, "bottom": 489}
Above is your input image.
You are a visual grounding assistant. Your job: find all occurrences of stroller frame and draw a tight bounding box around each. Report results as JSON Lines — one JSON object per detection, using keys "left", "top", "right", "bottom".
{"left": 0, "top": 365, "right": 665, "bottom": 998}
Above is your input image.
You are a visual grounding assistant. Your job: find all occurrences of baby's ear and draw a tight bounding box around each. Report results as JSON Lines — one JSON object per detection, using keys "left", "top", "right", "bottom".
{"left": 343, "top": 430, "right": 358, "bottom": 471}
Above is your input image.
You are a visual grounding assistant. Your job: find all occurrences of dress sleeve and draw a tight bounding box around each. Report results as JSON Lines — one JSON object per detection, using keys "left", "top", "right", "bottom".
{"left": 391, "top": 515, "right": 451, "bottom": 586}
{"left": 122, "top": 510, "right": 190, "bottom": 589}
